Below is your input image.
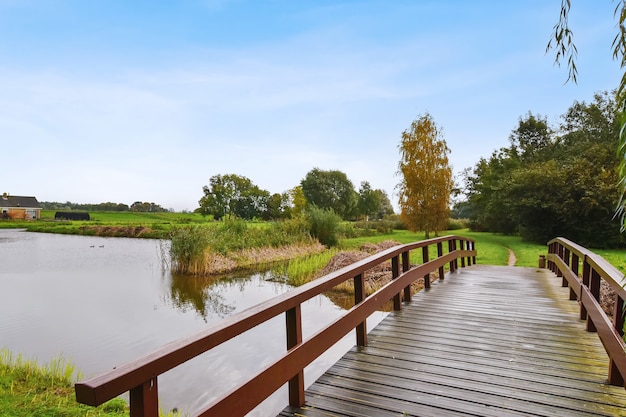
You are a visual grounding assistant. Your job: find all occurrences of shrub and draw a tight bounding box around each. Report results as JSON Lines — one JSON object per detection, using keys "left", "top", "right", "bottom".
{"left": 305, "top": 206, "right": 341, "bottom": 247}
{"left": 447, "top": 218, "right": 468, "bottom": 230}
{"left": 169, "top": 225, "right": 211, "bottom": 274}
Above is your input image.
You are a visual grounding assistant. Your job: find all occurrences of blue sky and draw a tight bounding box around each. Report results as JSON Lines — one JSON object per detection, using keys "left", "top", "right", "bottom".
{"left": 1, "top": 1, "right": 620, "bottom": 211}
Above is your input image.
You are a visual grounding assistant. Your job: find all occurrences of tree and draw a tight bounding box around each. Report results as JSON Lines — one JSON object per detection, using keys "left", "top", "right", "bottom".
{"left": 131, "top": 201, "right": 166, "bottom": 212}
{"left": 357, "top": 181, "right": 395, "bottom": 220}
{"left": 264, "top": 192, "right": 291, "bottom": 220}
{"left": 373, "top": 189, "right": 395, "bottom": 218}
{"left": 289, "top": 186, "right": 307, "bottom": 218}
{"left": 357, "top": 181, "right": 377, "bottom": 220}
{"left": 300, "top": 168, "right": 357, "bottom": 219}
{"left": 198, "top": 174, "right": 269, "bottom": 220}
{"left": 396, "top": 113, "right": 453, "bottom": 238}
{"left": 508, "top": 112, "right": 553, "bottom": 162}
{"left": 462, "top": 94, "right": 623, "bottom": 247}
{"left": 547, "top": 0, "right": 626, "bottom": 228}
{"left": 463, "top": 148, "right": 520, "bottom": 234}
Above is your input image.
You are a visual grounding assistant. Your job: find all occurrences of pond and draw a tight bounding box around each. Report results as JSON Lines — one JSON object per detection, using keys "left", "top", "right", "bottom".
{"left": 0, "top": 229, "right": 386, "bottom": 416}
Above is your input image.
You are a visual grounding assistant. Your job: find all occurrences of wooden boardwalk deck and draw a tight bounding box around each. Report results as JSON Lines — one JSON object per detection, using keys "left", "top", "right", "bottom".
{"left": 279, "top": 265, "right": 626, "bottom": 417}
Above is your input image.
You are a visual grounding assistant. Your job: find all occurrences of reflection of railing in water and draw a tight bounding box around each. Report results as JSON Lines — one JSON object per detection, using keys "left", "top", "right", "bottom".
{"left": 547, "top": 237, "right": 626, "bottom": 386}
{"left": 74, "top": 235, "right": 476, "bottom": 417}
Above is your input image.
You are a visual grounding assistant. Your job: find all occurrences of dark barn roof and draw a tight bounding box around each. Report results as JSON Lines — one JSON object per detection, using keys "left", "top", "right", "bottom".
{"left": 0, "top": 195, "right": 41, "bottom": 209}
{"left": 55, "top": 211, "right": 90, "bottom": 221}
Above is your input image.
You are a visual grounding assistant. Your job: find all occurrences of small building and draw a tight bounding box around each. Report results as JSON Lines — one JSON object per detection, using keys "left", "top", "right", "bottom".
{"left": 0, "top": 193, "right": 42, "bottom": 220}
{"left": 55, "top": 211, "right": 90, "bottom": 221}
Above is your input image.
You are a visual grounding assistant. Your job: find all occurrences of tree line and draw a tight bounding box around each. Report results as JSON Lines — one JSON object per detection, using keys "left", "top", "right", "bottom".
{"left": 458, "top": 91, "right": 622, "bottom": 248}
{"left": 197, "top": 170, "right": 395, "bottom": 221}
{"left": 39, "top": 201, "right": 169, "bottom": 212}
{"left": 198, "top": 110, "right": 455, "bottom": 242}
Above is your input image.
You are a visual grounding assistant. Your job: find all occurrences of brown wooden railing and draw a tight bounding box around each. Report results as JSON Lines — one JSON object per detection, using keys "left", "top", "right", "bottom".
{"left": 74, "top": 235, "right": 476, "bottom": 417}
{"left": 547, "top": 237, "right": 626, "bottom": 388}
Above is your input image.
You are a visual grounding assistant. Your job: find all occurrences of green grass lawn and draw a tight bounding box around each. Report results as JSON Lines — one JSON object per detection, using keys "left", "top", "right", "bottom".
{"left": 341, "top": 229, "right": 548, "bottom": 268}
{"left": 342, "top": 228, "right": 626, "bottom": 274}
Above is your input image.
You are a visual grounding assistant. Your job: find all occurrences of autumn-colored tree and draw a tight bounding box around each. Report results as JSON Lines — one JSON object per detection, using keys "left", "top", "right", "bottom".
{"left": 396, "top": 113, "right": 453, "bottom": 238}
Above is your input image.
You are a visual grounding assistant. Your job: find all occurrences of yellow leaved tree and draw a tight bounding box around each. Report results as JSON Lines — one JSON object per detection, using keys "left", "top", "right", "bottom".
{"left": 396, "top": 113, "right": 453, "bottom": 238}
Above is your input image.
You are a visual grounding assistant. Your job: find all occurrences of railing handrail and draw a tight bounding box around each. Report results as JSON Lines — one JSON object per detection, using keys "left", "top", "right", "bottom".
{"left": 547, "top": 237, "right": 626, "bottom": 388}
{"left": 75, "top": 235, "right": 476, "bottom": 416}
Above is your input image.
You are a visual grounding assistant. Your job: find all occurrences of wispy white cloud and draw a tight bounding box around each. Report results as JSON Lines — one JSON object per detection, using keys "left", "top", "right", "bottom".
{"left": 0, "top": 1, "right": 621, "bottom": 209}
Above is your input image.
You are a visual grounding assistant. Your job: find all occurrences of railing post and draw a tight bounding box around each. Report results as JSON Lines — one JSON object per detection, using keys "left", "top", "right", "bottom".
{"left": 562, "top": 248, "right": 570, "bottom": 287}
{"left": 402, "top": 251, "right": 411, "bottom": 302}
{"left": 556, "top": 243, "right": 564, "bottom": 278}
{"left": 570, "top": 253, "right": 579, "bottom": 300}
{"left": 587, "top": 269, "right": 601, "bottom": 333}
{"left": 354, "top": 273, "right": 367, "bottom": 347}
{"left": 422, "top": 246, "right": 430, "bottom": 289}
{"left": 459, "top": 240, "right": 466, "bottom": 268}
{"left": 581, "top": 256, "right": 590, "bottom": 321}
{"left": 437, "top": 242, "right": 445, "bottom": 280}
{"left": 448, "top": 240, "right": 455, "bottom": 272}
{"left": 613, "top": 294, "right": 625, "bottom": 339}
{"left": 392, "top": 255, "right": 401, "bottom": 311}
{"left": 130, "top": 378, "right": 159, "bottom": 417}
{"left": 286, "top": 305, "right": 304, "bottom": 406}
{"left": 471, "top": 240, "right": 476, "bottom": 265}
{"left": 609, "top": 293, "right": 625, "bottom": 386}
{"left": 452, "top": 239, "right": 458, "bottom": 271}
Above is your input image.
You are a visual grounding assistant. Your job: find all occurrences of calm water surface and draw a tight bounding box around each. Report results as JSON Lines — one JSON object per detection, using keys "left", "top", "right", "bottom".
{"left": 0, "top": 229, "right": 386, "bottom": 416}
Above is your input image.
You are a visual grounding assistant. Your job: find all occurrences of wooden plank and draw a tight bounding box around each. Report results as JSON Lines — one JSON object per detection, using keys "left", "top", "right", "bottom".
{"left": 279, "top": 266, "right": 626, "bottom": 417}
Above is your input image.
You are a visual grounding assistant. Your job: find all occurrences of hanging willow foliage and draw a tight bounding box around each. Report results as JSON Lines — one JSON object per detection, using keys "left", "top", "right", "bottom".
{"left": 547, "top": 0, "right": 626, "bottom": 229}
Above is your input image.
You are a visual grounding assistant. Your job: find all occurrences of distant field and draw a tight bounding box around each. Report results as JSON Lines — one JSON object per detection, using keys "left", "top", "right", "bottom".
{"left": 1, "top": 210, "right": 213, "bottom": 238}
{"left": 40, "top": 210, "right": 207, "bottom": 223}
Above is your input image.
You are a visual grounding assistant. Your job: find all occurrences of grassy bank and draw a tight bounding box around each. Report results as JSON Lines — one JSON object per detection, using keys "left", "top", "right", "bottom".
{"left": 0, "top": 350, "right": 183, "bottom": 417}
{"left": 0, "top": 349, "right": 128, "bottom": 417}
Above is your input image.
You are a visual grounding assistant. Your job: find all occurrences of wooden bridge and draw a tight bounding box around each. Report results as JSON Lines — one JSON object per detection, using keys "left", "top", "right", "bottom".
{"left": 75, "top": 236, "right": 626, "bottom": 416}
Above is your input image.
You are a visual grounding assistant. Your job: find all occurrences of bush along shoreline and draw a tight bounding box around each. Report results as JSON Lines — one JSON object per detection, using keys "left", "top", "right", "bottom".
{"left": 168, "top": 211, "right": 357, "bottom": 276}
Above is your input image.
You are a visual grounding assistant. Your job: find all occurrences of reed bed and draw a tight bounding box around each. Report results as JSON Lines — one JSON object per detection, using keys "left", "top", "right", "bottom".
{"left": 272, "top": 248, "right": 342, "bottom": 286}
{"left": 169, "top": 219, "right": 320, "bottom": 275}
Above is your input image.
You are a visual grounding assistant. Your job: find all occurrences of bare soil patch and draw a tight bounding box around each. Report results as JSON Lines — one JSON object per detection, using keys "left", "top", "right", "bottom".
{"left": 315, "top": 240, "right": 437, "bottom": 296}
{"left": 79, "top": 225, "right": 153, "bottom": 238}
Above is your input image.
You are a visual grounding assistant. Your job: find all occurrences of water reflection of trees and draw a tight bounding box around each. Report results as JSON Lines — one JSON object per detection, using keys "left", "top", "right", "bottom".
{"left": 166, "top": 271, "right": 289, "bottom": 321}
{"left": 166, "top": 267, "right": 393, "bottom": 322}
{"left": 167, "top": 274, "right": 239, "bottom": 321}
